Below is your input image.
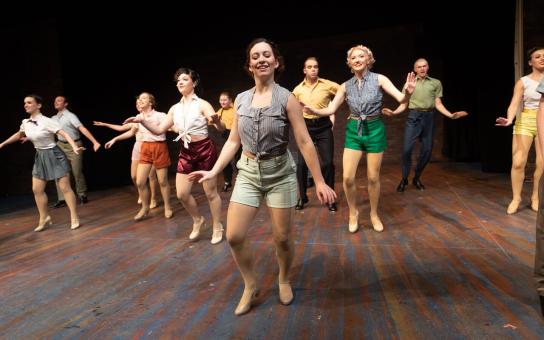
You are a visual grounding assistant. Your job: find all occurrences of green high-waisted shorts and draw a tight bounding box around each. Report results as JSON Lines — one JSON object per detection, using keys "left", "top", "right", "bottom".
{"left": 344, "top": 117, "right": 387, "bottom": 153}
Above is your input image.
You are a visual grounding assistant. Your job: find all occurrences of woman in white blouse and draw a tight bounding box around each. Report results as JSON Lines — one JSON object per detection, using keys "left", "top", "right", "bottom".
{"left": 0, "top": 95, "right": 83, "bottom": 231}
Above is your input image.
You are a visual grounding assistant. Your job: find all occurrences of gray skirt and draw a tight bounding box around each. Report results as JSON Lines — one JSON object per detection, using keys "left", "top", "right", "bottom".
{"left": 32, "top": 146, "right": 71, "bottom": 181}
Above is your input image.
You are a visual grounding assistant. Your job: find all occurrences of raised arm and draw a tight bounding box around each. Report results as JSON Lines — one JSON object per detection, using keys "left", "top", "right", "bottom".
{"left": 379, "top": 72, "right": 416, "bottom": 104}
{"left": 496, "top": 79, "right": 523, "bottom": 126}
{"left": 0, "top": 131, "right": 24, "bottom": 149}
{"left": 288, "top": 94, "right": 336, "bottom": 205}
{"left": 201, "top": 100, "right": 225, "bottom": 132}
{"left": 78, "top": 125, "right": 101, "bottom": 151}
{"left": 303, "top": 83, "right": 346, "bottom": 117}
{"left": 93, "top": 121, "right": 133, "bottom": 132}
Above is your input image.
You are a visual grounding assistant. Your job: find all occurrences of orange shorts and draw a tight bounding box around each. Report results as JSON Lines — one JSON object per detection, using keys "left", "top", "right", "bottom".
{"left": 139, "top": 141, "right": 171, "bottom": 169}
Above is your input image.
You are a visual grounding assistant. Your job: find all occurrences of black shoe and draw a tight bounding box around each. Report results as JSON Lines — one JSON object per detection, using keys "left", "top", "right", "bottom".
{"left": 327, "top": 202, "right": 337, "bottom": 212}
{"left": 79, "top": 195, "right": 88, "bottom": 204}
{"left": 295, "top": 197, "right": 309, "bottom": 210}
{"left": 412, "top": 178, "right": 425, "bottom": 190}
{"left": 396, "top": 178, "right": 408, "bottom": 192}
{"left": 222, "top": 182, "right": 232, "bottom": 192}
{"left": 540, "top": 295, "right": 544, "bottom": 318}
{"left": 53, "top": 200, "right": 66, "bottom": 208}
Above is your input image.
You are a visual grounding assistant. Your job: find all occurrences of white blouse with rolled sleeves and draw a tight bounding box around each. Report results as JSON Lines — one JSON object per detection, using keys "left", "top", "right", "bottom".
{"left": 19, "top": 114, "right": 61, "bottom": 149}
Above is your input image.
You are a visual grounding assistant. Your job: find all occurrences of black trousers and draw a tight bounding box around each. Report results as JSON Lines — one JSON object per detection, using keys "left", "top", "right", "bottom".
{"left": 297, "top": 117, "right": 335, "bottom": 201}
{"left": 401, "top": 110, "right": 435, "bottom": 179}
{"left": 222, "top": 129, "right": 242, "bottom": 184}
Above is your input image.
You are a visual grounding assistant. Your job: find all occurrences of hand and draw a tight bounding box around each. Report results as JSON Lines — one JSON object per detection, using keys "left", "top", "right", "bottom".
{"left": 123, "top": 116, "right": 142, "bottom": 124}
{"left": 105, "top": 139, "right": 116, "bottom": 149}
{"left": 381, "top": 108, "right": 395, "bottom": 116}
{"left": 495, "top": 117, "right": 512, "bottom": 126}
{"left": 314, "top": 181, "right": 337, "bottom": 205}
{"left": 208, "top": 112, "right": 220, "bottom": 124}
{"left": 187, "top": 170, "right": 215, "bottom": 183}
{"left": 93, "top": 121, "right": 106, "bottom": 126}
{"left": 404, "top": 72, "right": 416, "bottom": 95}
{"left": 93, "top": 142, "right": 101, "bottom": 152}
{"left": 452, "top": 111, "right": 468, "bottom": 119}
{"left": 303, "top": 105, "right": 316, "bottom": 115}
{"left": 73, "top": 146, "right": 86, "bottom": 155}
{"left": 19, "top": 136, "right": 29, "bottom": 144}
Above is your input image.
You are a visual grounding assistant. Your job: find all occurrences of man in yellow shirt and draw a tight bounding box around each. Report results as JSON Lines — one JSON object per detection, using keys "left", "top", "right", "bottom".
{"left": 293, "top": 57, "right": 339, "bottom": 211}
{"left": 216, "top": 91, "right": 241, "bottom": 191}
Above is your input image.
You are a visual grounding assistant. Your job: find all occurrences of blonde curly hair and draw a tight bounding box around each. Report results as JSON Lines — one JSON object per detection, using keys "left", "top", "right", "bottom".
{"left": 346, "top": 45, "right": 375, "bottom": 70}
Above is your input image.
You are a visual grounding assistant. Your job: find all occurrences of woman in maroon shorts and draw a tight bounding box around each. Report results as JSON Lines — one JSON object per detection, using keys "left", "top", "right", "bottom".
{"left": 125, "top": 68, "right": 225, "bottom": 244}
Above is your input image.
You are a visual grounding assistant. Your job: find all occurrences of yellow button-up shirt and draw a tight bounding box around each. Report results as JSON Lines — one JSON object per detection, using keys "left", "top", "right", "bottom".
{"left": 217, "top": 106, "right": 236, "bottom": 130}
{"left": 293, "top": 78, "right": 339, "bottom": 119}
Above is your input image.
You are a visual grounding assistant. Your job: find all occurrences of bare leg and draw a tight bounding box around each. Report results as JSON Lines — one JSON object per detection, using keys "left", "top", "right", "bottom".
{"left": 227, "top": 202, "right": 260, "bottom": 315}
{"left": 509, "top": 134, "right": 533, "bottom": 214}
{"left": 176, "top": 173, "right": 204, "bottom": 239}
{"left": 149, "top": 166, "right": 158, "bottom": 208}
{"left": 32, "top": 177, "right": 49, "bottom": 229}
{"left": 130, "top": 160, "right": 140, "bottom": 204}
{"left": 269, "top": 206, "right": 295, "bottom": 305}
{"left": 202, "top": 176, "right": 223, "bottom": 243}
{"left": 342, "top": 148, "right": 363, "bottom": 232}
{"left": 367, "top": 152, "right": 384, "bottom": 232}
{"left": 58, "top": 175, "right": 79, "bottom": 228}
{"left": 135, "top": 163, "right": 152, "bottom": 220}
{"left": 155, "top": 167, "right": 172, "bottom": 218}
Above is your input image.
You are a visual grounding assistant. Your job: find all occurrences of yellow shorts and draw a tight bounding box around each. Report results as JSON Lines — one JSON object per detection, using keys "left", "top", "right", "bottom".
{"left": 513, "top": 108, "right": 537, "bottom": 137}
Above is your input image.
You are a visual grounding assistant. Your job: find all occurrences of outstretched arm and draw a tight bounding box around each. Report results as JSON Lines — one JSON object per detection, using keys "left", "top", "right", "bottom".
{"left": 0, "top": 131, "right": 24, "bottom": 149}
{"left": 496, "top": 79, "right": 523, "bottom": 126}
{"left": 434, "top": 97, "right": 468, "bottom": 119}
{"left": 93, "top": 121, "right": 133, "bottom": 132}
{"left": 382, "top": 103, "right": 408, "bottom": 116}
{"left": 288, "top": 94, "right": 336, "bottom": 205}
{"left": 78, "top": 125, "right": 101, "bottom": 151}
{"left": 124, "top": 111, "right": 174, "bottom": 135}
{"left": 104, "top": 125, "right": 137, "bottom": 149}
{"left": 303, "top": 83, "right": 346, "bottom": 117}
{"left": 57, "top": 130, "right": 85, "bottom": 155}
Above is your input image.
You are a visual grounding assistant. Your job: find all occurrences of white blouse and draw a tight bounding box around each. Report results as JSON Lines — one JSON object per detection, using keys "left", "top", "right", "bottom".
{"left": 19, "top": 114, "right": 61, "bottom": 149}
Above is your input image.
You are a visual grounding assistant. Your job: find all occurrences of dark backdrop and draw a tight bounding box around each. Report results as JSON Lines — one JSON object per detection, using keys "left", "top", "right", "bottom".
{"left": 0, "top": 1, "right": 530, "bottom": 196}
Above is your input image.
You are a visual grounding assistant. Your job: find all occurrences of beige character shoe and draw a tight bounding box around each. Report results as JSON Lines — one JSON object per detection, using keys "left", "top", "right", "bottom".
{"left": 189, "top": 216, "right": 205, "bottom": 241}
{"left": 211, "top": 223, "right": 224, "bottom": 245}
{"left": 34, "top": 215, "right": 52, "bottom": 232}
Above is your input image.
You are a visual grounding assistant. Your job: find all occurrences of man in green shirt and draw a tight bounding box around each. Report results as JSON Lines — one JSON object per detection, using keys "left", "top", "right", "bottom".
{"left": 383, "top": 58, "right": 467, "bottom": 192}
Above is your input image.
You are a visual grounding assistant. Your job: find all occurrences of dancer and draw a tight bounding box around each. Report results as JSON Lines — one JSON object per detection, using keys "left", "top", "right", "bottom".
{"left": 216, "top": 91, "right": 241, "bottom": 191}
{"left": 189, "top": 38, "right": 336, "bottom": 315}
{"left": 382, "top": 58, "right": 468, "bottom": 192}
{"left": 0, "top": 95, "right": 83, "bottom": 231}
{"left": 304, "top": 44, "right": 415, "bottom": 233}
{"left": 94, "top": 100, "right": 160, "bottom": 209}
{"left": 125, "top": 69, "right": 225, "bottom": 244}
{"left": 292, "top": 56, "right": 339, "bottom": 211}
{"left": 496, "top": 47, "right": 544, "bottom": 214}
{"left": 51, "top": 95, "right": 101, "bottom": 207}
{"left": 117, "top": 92, "right": 173, "bottom": 220}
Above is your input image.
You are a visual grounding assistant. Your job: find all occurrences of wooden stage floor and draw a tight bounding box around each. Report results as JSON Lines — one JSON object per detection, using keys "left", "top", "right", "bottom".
{"left": 1, "top": 162, "right": 543, "bottom": 338}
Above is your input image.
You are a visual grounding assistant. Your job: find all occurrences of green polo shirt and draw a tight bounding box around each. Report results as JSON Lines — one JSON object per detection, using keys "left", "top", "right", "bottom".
{"left": 408, "top": 76, "right": 443, "bottom": 110}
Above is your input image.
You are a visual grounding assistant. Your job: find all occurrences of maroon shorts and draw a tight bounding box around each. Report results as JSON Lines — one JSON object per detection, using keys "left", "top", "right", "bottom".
{"left": 177, "top": 137, "right": 218, "bottom": 174}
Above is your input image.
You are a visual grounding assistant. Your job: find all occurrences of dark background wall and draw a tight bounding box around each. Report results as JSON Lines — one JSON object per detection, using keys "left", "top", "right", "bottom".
{"left": 1, "top": 1, "right": 541, "bottom": 197}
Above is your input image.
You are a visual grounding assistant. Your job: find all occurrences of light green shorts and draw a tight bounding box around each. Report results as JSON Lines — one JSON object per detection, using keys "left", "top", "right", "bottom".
{"left": 230, "top": 151, "right": 297, "bottom": 208}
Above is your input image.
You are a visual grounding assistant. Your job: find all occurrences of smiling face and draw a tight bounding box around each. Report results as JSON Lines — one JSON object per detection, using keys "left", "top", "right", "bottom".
{"left": 346, "top": 45, "right": 375, "bottom": 73}
{"left": 24, "top": 96, "right": 41, "bottom": 115}
{"left": 176, "top": 73, "right": 195, "bottom": 96}
{"left": 54, "top": 96, "right": 67, "bottom": 111}
{"left": 247, "top": 41, "right": 279, "bottom": 79}
{"left": 136, "top": 92, "right": 154, "bottom": 112}
{"left": 219, "top": 94, "right": 232, "bottom": 109}
{"left": 529, "top": 48, "right": 544, "bottom": 71}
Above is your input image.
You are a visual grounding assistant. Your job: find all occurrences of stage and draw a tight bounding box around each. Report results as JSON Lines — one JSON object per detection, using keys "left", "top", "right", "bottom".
{"left": 0, "top": 162, "right": 543, "bottom": 338}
